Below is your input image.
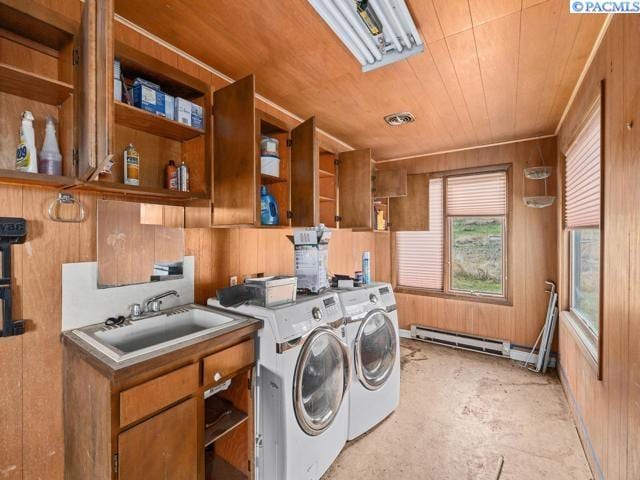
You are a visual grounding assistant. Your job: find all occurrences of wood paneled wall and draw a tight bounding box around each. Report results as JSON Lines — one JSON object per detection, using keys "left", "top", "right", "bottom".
{"left": 376, "top": 137, "right": 558, "bottom": 347}
{"left": 0, "top": 186, "right": 97, "bottom": 480}
{"left": 185, "top": 227, "right": 388, "bottom": 305}
{"left": 556, "top": 15, "right": 639, "bottom": 480}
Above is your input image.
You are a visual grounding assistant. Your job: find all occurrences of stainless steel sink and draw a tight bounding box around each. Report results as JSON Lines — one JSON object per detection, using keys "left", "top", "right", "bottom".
{"left": 72, "top": 304, "right": 247, "bottom": 363}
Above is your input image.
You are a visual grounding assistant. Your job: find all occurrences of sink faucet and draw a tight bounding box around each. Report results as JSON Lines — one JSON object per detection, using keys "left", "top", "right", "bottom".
{"left": 130, "top": 290, "right": 180, "bottom": 317}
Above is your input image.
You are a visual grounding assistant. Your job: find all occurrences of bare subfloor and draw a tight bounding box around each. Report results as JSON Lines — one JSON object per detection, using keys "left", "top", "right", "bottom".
{"left": 323, "top": 339, "right": 592, "bottom": 480}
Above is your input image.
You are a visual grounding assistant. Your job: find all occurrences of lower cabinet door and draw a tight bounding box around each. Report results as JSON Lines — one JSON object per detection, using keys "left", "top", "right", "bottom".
{"left": 118, "top": 397, "right": 198, "bottom": 479}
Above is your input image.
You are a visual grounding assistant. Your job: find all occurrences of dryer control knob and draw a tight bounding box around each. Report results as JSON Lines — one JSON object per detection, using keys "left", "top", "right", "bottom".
{"left": 312, "top": 307, "right": 323, "bottom": 321}
{"left": 369, "top": 294, "right": 379, "bottom": 304}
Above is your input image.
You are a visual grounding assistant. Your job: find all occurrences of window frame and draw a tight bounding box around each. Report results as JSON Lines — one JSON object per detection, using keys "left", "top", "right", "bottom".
{"left": 568, "top": 228, "right": 600, "bottom": 340}
{"left": 394, "top": 164, "right": 512, "bottom": 306}
{"left": 447, "top": 214, "right": 507, "bottom": 298}
{"left": 561, "top": 87, "right": 605, "bottom": 380}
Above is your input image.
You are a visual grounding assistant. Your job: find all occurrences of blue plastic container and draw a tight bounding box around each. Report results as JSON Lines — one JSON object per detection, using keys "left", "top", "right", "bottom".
{"left": 260, "top": 185, "right": 279, "bottom": 225}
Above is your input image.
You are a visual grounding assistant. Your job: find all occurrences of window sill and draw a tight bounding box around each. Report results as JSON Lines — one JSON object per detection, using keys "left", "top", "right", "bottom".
{"left": 559, "top": 310, "right": 599, "bottom": 374}
{"left": 394, "top": 286, "right": 512, "bottom": 307}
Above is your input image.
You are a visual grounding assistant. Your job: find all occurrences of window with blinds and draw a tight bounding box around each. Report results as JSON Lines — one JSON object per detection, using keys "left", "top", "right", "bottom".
{"left": 395, "top": 169, "right": 509, "bottom": 299}
{"left": 396, "top": 178, "right": 443, "bottom": 290}
{"left": 446, "top": 172, "right": 507, "bottom": 216}
{"left": 565, "top": 103, "right": 602, "bottom": 338}
{"left": 565, "top": 105, "right": 601, "bottom": 229}
{"left": 446, "top": 171, "right": 507, "bottom": 296}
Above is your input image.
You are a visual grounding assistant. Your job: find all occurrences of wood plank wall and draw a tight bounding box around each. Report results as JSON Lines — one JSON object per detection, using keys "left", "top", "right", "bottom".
{"left": 555, "top": 15, "right": 639, "bottom": 480}
{"left": 0, "top": 187, "right": 97, "bottom": 480}
{"left": 376, "top": 137, "right": 558, "bottom": 347}
{"left": 185, "top": 228, "right": 388, "bottom": 305}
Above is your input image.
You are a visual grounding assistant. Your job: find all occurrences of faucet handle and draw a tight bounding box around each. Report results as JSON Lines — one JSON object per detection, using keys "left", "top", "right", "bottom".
{"left": 130, "top": 303, "right": 142, "bottom": 317}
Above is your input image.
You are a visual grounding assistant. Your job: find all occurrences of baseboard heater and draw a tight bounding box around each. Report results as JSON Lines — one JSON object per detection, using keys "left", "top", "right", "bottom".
{"left": 410, "top": 325, "right": 510, "bottom": 358}
{"left": 407, "top": 325, "right": 555, "bottom": 367}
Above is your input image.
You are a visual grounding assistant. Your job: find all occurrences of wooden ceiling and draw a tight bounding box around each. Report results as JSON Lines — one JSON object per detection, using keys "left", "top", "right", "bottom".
{"left": 114, "top": 0, "right": 606, "bottom": 160}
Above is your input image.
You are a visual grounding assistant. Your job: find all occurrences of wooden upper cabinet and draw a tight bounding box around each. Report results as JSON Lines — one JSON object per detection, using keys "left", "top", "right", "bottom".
{"left": 290, "top": 116, "right": 318, "bottom": 226}
{"left": 77, "top": 0, "right": 99, "bottom": 179}
{"left": 213, "top": 74, "right": 256, "bottom": 226}
{"left": 389, "top": 173, "right": 429, "bottom": 231}
{"left": 375, "top": 168, "right": 407, "bottom": 198}
{"left": 338, "top": 149, "right": 373, "bottom": 229}
{"left": 118, "top": 397, "right": 198, "bottom": 480}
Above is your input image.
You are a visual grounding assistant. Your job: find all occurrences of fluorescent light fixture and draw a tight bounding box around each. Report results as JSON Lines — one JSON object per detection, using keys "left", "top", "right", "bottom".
{"left": 309, "top": 0, "right": 424, "bottom": 72}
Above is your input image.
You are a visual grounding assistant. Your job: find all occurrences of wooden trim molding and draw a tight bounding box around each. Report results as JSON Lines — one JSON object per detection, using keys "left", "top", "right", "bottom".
{"left": 394, "top": 286, "right": 513, "bottom": 307}
{"left": 560, "top": 311, "right": 599, "bottom": 374}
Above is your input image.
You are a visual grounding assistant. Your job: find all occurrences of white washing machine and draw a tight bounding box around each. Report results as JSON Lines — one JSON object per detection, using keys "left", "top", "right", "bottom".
{"left": 332, "top": 282, "right": 400, "bottom": 440}
{"left": 208, "top": 292, "right": 351, "bottom": 480}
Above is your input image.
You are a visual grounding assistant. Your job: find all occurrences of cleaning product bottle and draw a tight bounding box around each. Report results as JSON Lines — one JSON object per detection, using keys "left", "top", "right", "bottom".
{"left": 39, "top": 116, "right": 63, "bottom": 176}
{"left": 124, "top": 144, "right": 139, "bottom": 186}
{"left": 16, "top": 111, "right": 38, "bottom": 173}
{"left": 362, "top": 251, "right": 371, "bottom": 284}
{"left": 260, "top": 185, "right": 279, "bottom": 225}
{"left": 165, "top": 160, "right": 178, "bottom": 190}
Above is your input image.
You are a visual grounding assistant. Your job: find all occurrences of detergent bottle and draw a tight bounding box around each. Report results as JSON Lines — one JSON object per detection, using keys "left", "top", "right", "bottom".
{"left": 260, "top": 185, "right": 279, "bottom": 225}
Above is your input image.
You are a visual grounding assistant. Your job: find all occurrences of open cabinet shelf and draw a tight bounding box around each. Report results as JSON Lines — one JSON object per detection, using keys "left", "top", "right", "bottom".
{"left": 205, "top": 453, "right": 248, "bottom": 480}
{"left": 204, "top": 396, "right": 248, "bottom": 447}
{"left": 261, "top": 173, "right": 288, "bottom": 185}
{"left": 0, "top": 1, "right": 92, "bottom": 184}
{"left": 77, "top": 180, "right": 207, "bottom": 200}
{"left": 88, "top": 34, "right": 213, "bottom": 202}
{"left": 0, "top": 63, "right": 74, "bottom": 105}
{"left": 114, "top": 101, "right": 204, "bottom": 141}
{"left": 319, "top": 168, "right": 335, "bottom": 178}
{"left": 203, "top": 369, "right": 252, "bottom": 480}
{"left": 0, "top": 170, "right": 77, "bottom": 188}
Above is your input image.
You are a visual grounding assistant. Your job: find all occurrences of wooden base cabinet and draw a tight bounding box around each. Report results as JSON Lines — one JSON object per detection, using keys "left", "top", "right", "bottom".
{"left": 63, "top": 326, "right": 259, "bottom": 480}
{"left": 118, "top": 398, "right": 198, "bottom": 480}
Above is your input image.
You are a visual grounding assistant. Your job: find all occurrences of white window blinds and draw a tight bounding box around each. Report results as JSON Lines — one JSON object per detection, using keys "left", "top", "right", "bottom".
{"left": 446, "top": 171, "right": 507, "bottom": 216}
{"left": 396, "top": 178, "right": 443, "bottom": 290}
{"left": 565, "top": 105, "right": 601, "bottom": 229}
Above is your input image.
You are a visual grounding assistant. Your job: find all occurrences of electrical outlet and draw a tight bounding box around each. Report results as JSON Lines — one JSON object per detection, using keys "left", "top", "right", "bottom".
{"left": 229, "top": 276, "right": 237, "bottom": 286}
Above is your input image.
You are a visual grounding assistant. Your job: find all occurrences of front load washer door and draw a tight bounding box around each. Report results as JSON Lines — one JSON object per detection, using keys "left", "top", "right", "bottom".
{"left": 354, "top": 309, "right": 397, "bottom": 391}
{"left": 293, "top": 326, "right": 351, "bottom": 436}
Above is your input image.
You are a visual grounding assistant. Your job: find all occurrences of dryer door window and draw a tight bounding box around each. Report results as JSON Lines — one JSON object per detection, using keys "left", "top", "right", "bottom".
{"left": 294, "top": 327, "right": 350, "bottom": 436}
{"left": 355, "top": 310, "right": 397, "bottom": 391}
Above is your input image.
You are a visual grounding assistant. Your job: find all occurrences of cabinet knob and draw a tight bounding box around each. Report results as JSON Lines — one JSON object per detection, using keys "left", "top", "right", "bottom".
{"left": 213, "top": 372, "right": 222, "bottom": 382}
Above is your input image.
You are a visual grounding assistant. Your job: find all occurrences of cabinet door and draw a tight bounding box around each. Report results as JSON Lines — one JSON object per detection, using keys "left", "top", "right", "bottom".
{"left": 76, "top": 0, "right": 99, "bottom": 179}
{"left": 290, "top": 116, "right": 319, "bottom": 226}
{"left": 213, "top": 74, "right": 256, "bottom": 226}
{"left": 118, "top": 397, "right": 197, "bottom": 480}
{"left": 375, "top": 169, "right": 407, "bottom": 198}
{"left": 389, "top": 173, "right": 429, "bottom": 231}
{"left": 337, "top": 149, "right": 372, "bottom": 229}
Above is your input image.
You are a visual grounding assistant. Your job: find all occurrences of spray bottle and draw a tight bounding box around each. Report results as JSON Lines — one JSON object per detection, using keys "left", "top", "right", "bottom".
{"left": 39, "top": 116, "right": 63, "bottom": 176}
{"left": 16, "top": 111, "right": 38, "bottom": 173}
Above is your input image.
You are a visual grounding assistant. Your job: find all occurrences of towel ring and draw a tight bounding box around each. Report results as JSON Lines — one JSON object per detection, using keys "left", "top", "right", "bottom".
{"left": 48, "top": 192, "right": 86, "bottom": 223}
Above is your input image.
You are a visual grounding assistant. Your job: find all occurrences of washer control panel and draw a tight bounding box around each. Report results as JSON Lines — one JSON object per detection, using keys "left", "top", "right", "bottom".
{"left": 322, "top": 296, "right": 341, "bottom": 317}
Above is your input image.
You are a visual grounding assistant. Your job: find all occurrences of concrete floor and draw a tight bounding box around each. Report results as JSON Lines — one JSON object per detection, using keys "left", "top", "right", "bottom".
{"left": 323, "top": 339, "right": 592, "bottom": 480}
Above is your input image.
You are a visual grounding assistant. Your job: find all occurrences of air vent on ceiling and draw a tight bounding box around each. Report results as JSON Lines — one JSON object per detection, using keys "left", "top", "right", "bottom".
{"left": 384, "top": 111, "right": 415, "bottom": 126}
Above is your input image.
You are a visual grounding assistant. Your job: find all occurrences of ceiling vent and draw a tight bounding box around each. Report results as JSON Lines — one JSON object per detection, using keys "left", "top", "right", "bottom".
{"left": 384, "top": 111, "right": 415, "bottom": 126}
